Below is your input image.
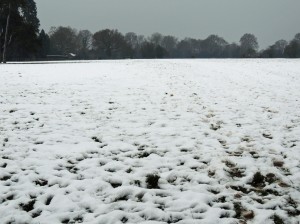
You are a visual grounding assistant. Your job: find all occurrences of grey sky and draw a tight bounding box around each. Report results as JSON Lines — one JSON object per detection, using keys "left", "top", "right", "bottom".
{"left": 35, "top": 0, "right": 300, "bottom": 48}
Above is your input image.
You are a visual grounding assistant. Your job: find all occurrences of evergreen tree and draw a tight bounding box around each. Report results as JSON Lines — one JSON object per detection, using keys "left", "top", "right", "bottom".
{"left": 38, "top": 29, "right": 50, "bottom": 58}
{"left": 0, "top": 0, "right": 40, "bottom": 62}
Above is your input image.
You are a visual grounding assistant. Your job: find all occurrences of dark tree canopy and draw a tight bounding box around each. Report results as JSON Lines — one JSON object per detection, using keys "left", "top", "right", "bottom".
{"left": 161, "top": 35, "right": 178, "bottom": 58}
{"left": 202, "top": 35, "right": 228, "bottom": 58}
{"left": 261, "top": 39, "right": 287, "bottom": 58}
{"left": 284, "top": 34, "right": 300, "bottom": 58}
{"left": 38, "top": 29, "right": 50, "bottom": 58}
{"left": 240, "top": 33, "right": 259, "bottom": 58}
{"left": 93, "top": 29, "right": 131, "bottom": 59}
{"left": 49, "top": 26, "right": 79, "bottom": 55}
{"left": 294, "top": 33, "right": 300, "bottom": 42}
{"left": 0, "top": 0, "right": 40, "bottom": 61}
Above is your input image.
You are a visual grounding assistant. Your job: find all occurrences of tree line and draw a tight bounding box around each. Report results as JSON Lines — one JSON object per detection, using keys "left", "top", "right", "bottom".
{"left": 34, "top": 27, "right": 300, "bottom": 60}
{"left": 1, "top": 0, "right": 300, "bottom": 62}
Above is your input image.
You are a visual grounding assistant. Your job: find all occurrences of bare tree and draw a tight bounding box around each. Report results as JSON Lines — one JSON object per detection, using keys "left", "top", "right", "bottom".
{"left": 78, "top": 30, "right": 92, "bottom": 50}
{"left": 77, "top": 30, "right": 92, "bottom": 59}
{"left": 49, "top": 26, "right": 79, "bottom": 55}
{"left": 149, "top": 32, "right": 163, "bottom": 46}
{"left": 284, "top": 34, "right": 300, "bottom": 58}
{"left": 93, "top": 29, "right": 129, "bottom": 59}
{"left": 125, "top": 32, "right": 138, "bottom": 49}
{"left": 273, "top": 40, "right": 288, "bottom": 56}
{"left": 294, "top": 33, "right": 300, "bottom": 42}
{"left": 240, "top": 33, "right": 259, "bottom": 58}
{"left": 161, "top": 35, "right": 178, "bottom": 57}
{"left": 202, "top": 35, "right": 228, "bottom": 57}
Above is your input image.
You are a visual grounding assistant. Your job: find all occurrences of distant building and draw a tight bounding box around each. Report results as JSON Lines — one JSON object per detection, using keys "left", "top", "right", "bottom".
{"left": 46, "top": 53, "right": 77, "bottom": 60}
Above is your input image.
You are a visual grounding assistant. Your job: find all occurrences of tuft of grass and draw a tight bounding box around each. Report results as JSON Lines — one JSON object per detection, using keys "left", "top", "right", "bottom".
{"left": 262, "top": 133, "right": 273, "bottom": 139}
{"left": 227, "top": 168, "right": 245, "bottom": 178}
{"left": 121, "top": 217, "right": 128, "bottom": 223}
{"left": 286, "top": 196, "right": 297, "bottom": 208}
{"left": 45, "top": 195, "right": 53, "bottom": 205}
{"left": 285, "top": 196, "right": 300, "bottom": 216}
{"left": 210, "top": 123, "right": 221, "bottom": 131}
{"left": 265, "top": 173, "right": 277, "bottom": 184}
{"left": 231, "top": 185, "right": 250, "bottom": 194}
{"left": 61, "top": 218, "right": 70, "bottom": 224}
{"left": 20, "top": 200, "right": 35, "bottom": 212}
{"left": 208, "top": 170, "right": 215, "bottom": 177}
{"left": 32, "top": 210, "right": 42, "bottom": 218}
{"left": 287, "top": 209, "right": 300, "bottom": 217}
{"left": 224, "top": 160, "right": 235, "bottom": 168}
{"left": 34, "top": 179, "right": 48, "bottom": 186}
{"left": 73, "top": 216, "right": 83, "bottom": 223}
{"left": 91, "top": 136, "right": 102, "bottom": 143}
{"left": 138, "top": 151, "right": 151, "bottom": 158}
{"left": 257, "top": 188, "right": 280, "bottom": 196}
{"left": 146, "top": 173, "right": 160, "bottom": 189}
{"left": 110, "top": 182, "right": 122, "bottom": 188}
{"left": 133, "top": 180, "right": 141, "bottom": 187}
{"left": 208, "top": 188, "right": 220, "bottom": 195}
{"left": 273, "top": 160, "right": 284, "bottom": 167}
{"left": 242, "top": 210, "right": 254, "bottom": 220}
{"left": 217, "top": 196, "right": 226, "bottom": 203}
{"left": 233, "top": 202, "right": 242, "bottom": 218}
{"left": 136, "top": 192, "right": 144, "bottom": 202}
{"left": 0, "top": 175, "right": 11, "bottom": 181}
{"left": 220, "top": 212, "right": 231, "bottom": 218}
{"left": 9, "top": 109, "right": 17, "bottom": 113}
{"left": 251, "top": 172, "right": 265, "bottom": 188}
{"left": 272, "top": 214, "right": 284, "bottom": 224}
{"left": 6, "top": 194, "right": 14, "bottom": 201}
{"left": 114, "top": 194, "right": 129, "bottom": 202}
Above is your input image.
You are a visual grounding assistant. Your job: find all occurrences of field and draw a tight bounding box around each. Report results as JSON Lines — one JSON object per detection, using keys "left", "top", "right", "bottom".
{"left": 0, "top": 59, "right": 300, "bottom": 224}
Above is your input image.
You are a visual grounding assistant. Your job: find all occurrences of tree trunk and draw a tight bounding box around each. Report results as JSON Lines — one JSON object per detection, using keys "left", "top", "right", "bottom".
{"left": 0, "top": 29, "right": 2, "bottom": 60}
{"left": 2, "top": 3, "right": 11, "bottom": 63}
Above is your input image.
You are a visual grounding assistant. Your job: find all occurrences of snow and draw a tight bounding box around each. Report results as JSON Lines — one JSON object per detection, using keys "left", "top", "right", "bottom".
{"left": 0, "top": 59, "right": 300, "bottom": 224}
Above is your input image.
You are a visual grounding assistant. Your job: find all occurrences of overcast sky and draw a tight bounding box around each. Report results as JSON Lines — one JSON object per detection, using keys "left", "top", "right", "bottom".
{"left": 35, "top": 0, "right": 300, "bottom": 48}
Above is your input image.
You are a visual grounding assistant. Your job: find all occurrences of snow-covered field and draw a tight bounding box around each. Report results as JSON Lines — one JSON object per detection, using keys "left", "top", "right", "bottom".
{"left": 0, "top": 59, "right": 300, "bottom": 224}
